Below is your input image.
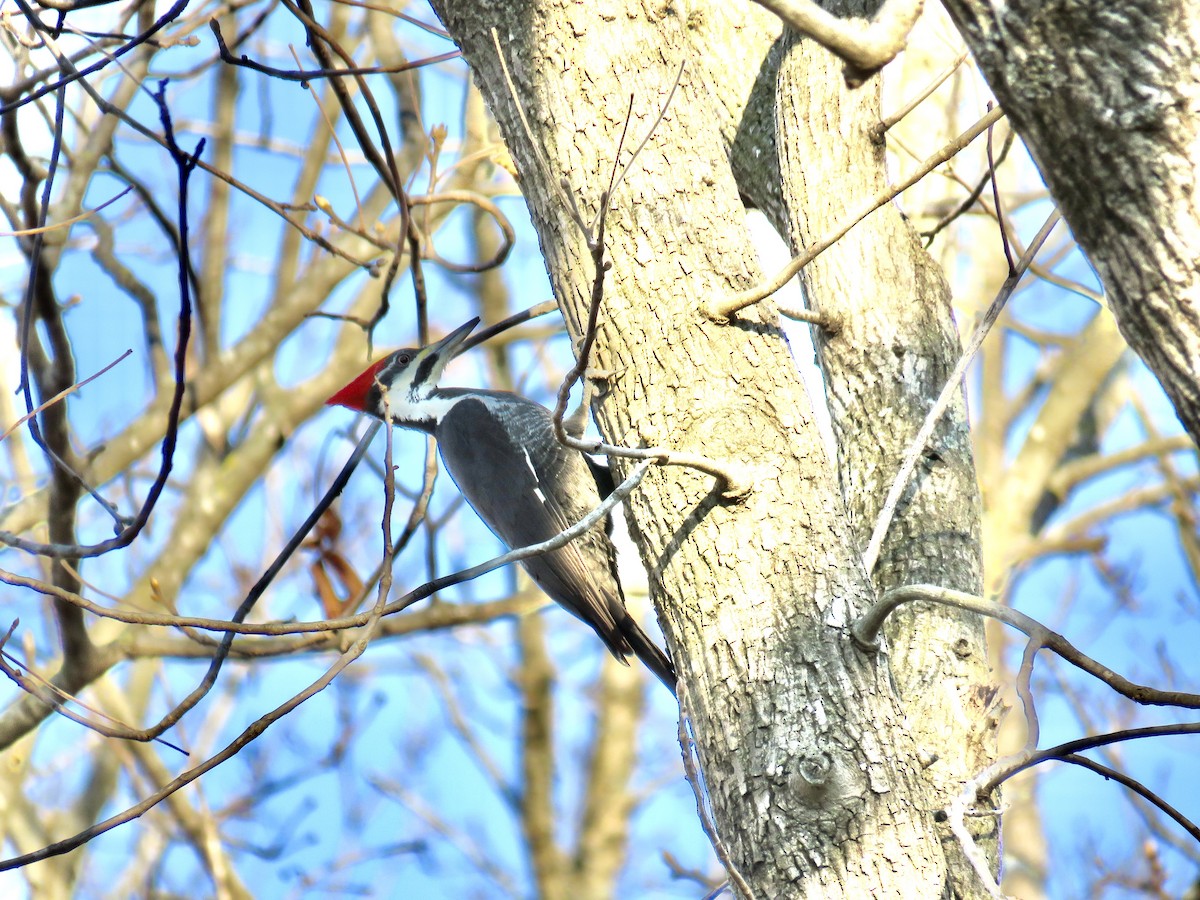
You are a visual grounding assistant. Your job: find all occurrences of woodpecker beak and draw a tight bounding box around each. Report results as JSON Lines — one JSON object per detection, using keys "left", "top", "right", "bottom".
{"left": 425, "top": 316, "right": 479, "bottom": 363}
{"left": 326, "top": 317, "right": 480, "bottom": 411}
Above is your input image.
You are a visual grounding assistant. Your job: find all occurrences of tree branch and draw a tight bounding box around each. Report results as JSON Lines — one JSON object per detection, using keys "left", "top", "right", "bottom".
{"left": 754, "top": 0, "right": 923, "bottom": 82}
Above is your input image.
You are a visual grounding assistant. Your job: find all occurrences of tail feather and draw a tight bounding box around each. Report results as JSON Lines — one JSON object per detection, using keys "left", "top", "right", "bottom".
{"left": 618, "top": 613, "right": 677, "bottom": 696}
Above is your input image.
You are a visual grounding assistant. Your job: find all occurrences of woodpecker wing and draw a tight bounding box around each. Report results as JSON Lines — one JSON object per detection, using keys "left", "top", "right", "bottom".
{"left": 434, "top": 394, "right": 633, "bottom": 657}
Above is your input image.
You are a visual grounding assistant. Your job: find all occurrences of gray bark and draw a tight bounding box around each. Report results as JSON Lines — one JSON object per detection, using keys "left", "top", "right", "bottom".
{"left": 772, "top": 16, "right": 997, "bottom": 894}
{"left": 425, "top": 0, "right": 993, "bottom": 895}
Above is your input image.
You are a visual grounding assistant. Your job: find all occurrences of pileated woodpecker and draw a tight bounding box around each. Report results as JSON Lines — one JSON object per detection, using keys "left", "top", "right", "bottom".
{"left": 327, "top": 318, "right": 676, "bottom": 691}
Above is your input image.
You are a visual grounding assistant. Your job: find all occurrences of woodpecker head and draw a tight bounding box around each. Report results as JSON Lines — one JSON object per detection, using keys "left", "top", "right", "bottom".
{"left": 327, "top": 317, "right": 479, "bottom": 427}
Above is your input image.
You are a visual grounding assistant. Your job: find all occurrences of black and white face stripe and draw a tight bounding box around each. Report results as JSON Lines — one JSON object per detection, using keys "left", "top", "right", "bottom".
{"left": 369, "top": 351, "right": 414, "bottom": 417}
{"left": 378, "top": 320, "right": 478, "bottom": 396}
{"left": 411, "top": 351, "right": 441, "bottom": 395}
{"left": 360, "top": 318, "right": 480, "bottom": 430}
{"left": 328, "top": 318, "right": 480, "bottom": 428}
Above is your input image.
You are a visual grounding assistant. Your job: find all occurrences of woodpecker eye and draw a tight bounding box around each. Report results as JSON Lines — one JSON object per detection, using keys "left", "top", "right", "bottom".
{"left": 397, "top": 353, "right": 411, "bottom": 365}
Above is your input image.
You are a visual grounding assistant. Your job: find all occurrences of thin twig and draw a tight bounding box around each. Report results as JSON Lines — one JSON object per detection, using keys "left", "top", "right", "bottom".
{"left": 591, "top": 60, "right": 686, "bottom": 235}
{"left": 462, "top": 300, "right": 559, "bottom": 351}
{"left": 1, "top": 0, "right": 188, "bottom": 116}
{"left": 0, "top": 186, "right": 131, "bottom": 237}
{"left": 0, "top": 534, "right": 395, "bottom": 872}
{"left": 0, "top": 625, "right": 185, "bottom": 754}
{"left": 920, "top": 128, "right": 1016, "bottom": 246}
{"left": 388, "top": 459, "right": 655, "bottom": 615}
{"left": 877, "top": 51, "right": 968, "bottom": 133}
{"left": 705, "top": 105, "right": 1006, "bottom": 323}
{"left": 1058, "top": 755, "right": 1200, "bottom": 843}
{"left": 0, "top": 349, "right": 132, "bottom": 443}
{"left": 979, "top": 722, "right": 1200, "bottom": 797}
{"left": 3, "top": 455, "right": 656, "bottom": 639}
{"left": 943, "top": 792, "right": 1005, "bottom": 899}
{"left": 1014, "top": 639, "right": 1040, "bottom": 750}
{"left": 0, "top": 80, "right": 203, "bottom": 557}
{"left": 290, "top": 43, "right": 365, "bottom": 231}
{"left": 546, "top": 92, "right": 753, "bottom": 498}
{"left": 0, "top": 421, "right": 382, "bottom": 745}
{"left": 985, "top": 104, "right": 1015, "bottom": 274}
{"left": 284, "top": 0, "right": 421, "bottom": 339}
{"left": 852, "top": 584, "right": 1200, "bottom": 710}
{"left": 677, "top": 682, "right": 754, "bottom": 899}
{"left": 210, "top": 19, "right": 459, "bottom": 81}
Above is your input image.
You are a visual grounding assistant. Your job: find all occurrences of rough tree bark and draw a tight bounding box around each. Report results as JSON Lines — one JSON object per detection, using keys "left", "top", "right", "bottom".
{"left": 426, "top": 0, "right": 993, "bottom": 896}
{"left": 942, "top": 0, "right": 1200, "bottom": 448}
{"left": 772, "top": 14, "right": 996, "bottom": 893}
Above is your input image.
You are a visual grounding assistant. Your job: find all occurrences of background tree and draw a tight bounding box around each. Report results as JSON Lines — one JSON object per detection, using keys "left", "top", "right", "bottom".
{"left": 0, "top": 1, "right": 1196, "bottom": 898}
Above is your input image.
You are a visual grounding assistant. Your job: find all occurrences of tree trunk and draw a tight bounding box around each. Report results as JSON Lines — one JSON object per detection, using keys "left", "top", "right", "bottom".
{"left": 772, "top": 15, "right": 997, "bottom": 893}
{"left": 942, "top": 0, "right": 1200, "bottom": 447}
{"left": 426, "top": 0, "right": 990, "bottom": 895}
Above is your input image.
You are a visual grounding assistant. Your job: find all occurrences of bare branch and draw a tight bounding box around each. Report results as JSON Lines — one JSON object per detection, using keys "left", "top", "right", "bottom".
{"left": 1, "top": 0, "right": 188, "bottom": 115}
{"left": 677, "top": 681, "right": 754, "bottom": 900}
{"left": 754, "top": 0, "right": 923, "bottom": 81}
{"left": 704, "top": 105, "right": 1006, "bottom": 323}
{"left": 0, "top": 186, "right": 130, "bottom": 236}
{"left": 853, "top": 584, "right": 1200, "bottom": 710}
{"left": 0, "top": 349, "right": 131, "bottom": 443}
{"left": 209, "top": 18, "right": 460, "bottom": 81}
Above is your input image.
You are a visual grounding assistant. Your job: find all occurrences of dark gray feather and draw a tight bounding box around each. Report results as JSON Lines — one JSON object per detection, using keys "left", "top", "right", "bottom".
{"left": 435, "top": 393, "right": 629, "bottom": 651}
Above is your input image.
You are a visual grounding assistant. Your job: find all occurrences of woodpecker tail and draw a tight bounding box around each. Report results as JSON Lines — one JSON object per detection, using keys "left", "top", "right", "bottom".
{"left": 619, "top": 613, "right": 677, "bottom": 696}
